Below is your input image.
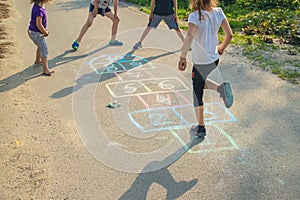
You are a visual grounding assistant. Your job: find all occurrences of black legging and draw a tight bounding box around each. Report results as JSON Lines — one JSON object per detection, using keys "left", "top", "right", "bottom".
{"left": 192, "top": 59, "right": 219, "bottom": 107}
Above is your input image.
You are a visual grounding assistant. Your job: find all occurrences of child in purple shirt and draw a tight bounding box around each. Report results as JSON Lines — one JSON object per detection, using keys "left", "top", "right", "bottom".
{"left": 28, "top": 0, "right": 54, "bottom": 76}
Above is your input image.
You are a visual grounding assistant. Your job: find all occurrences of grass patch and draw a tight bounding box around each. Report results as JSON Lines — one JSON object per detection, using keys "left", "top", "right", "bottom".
{"left": 139, "top": 7, "right": 150, "bottom": 14}
{"left": 179, "top": 25, "right": 188, "bottom": 30}
{"left": 242, "top": 42, "right": 300, "bottom": 84}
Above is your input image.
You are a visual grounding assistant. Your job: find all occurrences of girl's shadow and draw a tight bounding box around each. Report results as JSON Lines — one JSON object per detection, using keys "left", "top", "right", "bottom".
{"left": 120, "top": 137, "right": 204, "bottom": 200}
{"left": 0, "top": 46, "right": 108, "bottom": 93}
{"left": 50, "top": 49, "right": 180, "bottom": 98}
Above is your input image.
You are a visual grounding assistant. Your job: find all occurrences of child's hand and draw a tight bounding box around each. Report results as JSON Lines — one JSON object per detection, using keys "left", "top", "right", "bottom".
{"left": 174, "top": 15, "right": 178, "bottom": 22}
{"left": 217, "top": 45, "right": 224, "bottom": 55}
{"left": 149, "top": 13, "right": 154, "bottom": 21}
{"left": 44, "top": 30, "right": 49, "bottom": 37}
{"left": 178, "top": 57, "right": 187, "bottom": 71}
{"left": 92, "top": 8, "right": 98, "bottom": 17}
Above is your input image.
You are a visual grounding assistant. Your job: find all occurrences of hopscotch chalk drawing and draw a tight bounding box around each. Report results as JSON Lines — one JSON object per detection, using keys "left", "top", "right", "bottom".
{"left": 89, "top": 54, "right": 155, "bottom": 74}
{"left": 106, "top": 77, "right": 189, "bottom": 98}
{"left": 88, "top": 52, "right": 238, "bottom": 155}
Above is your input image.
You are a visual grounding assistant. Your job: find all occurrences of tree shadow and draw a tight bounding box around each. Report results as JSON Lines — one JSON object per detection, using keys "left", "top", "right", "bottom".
{"left": 53, "top": 0, "right": 89, "bottom": 11}
{"left": 50, "top": 49, "right": 180, "bottom": 98}
{"left": 0, "top": 45, "right": 109, "bottom": 93}
{"left": 119, "top": 136, "right": 204, "bottom": 200}
{"left": 53, "top": 0, "right": 129, "bottom": 11}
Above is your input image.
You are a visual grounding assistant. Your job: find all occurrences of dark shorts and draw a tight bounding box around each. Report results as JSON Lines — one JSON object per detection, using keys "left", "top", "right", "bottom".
{"left": 148, "top": 14, "right": 178, "bottom": 29}
{"left": 89, "top": 4, "right": 111, "bottom": 16}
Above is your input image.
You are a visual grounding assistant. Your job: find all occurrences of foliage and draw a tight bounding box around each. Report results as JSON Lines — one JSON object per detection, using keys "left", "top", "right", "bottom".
{"left": 220, "top": 0, "right": 300, "bottom": 45}
{"left": 219, "top": 0, "right": 237, "bottom": 5}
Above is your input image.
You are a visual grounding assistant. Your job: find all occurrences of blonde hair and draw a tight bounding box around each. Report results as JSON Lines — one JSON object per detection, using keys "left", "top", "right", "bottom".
{"left": 190, "top": 0, "right": 219, "bottom": 21}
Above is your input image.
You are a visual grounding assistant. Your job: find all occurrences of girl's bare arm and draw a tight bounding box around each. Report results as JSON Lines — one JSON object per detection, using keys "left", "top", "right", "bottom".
{"left": 36, "top": 16, "right": 48, "bottom": 36}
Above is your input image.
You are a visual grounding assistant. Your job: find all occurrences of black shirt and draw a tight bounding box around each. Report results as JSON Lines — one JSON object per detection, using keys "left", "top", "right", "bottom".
{"left": 153, "top": 0, "right": 174, "bottom": 16}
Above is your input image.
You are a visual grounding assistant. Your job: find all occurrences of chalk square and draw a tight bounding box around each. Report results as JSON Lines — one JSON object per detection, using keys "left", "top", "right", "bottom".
{"left": 106, "top": 80, "right": 151, "bottom": 98}
{"left": 128, "top": 107, "right": 189, "bottom": 133}
{"left": 178, "top": 102, "right": 237, "bottom": 125}
{"left": 141, "top": 77, "right": 189, "bottom": 93}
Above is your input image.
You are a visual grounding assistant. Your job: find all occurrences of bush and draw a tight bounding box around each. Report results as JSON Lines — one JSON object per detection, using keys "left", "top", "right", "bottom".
{"left": 238, "top": 0, "right": 300, "bottom": 11}
{"left": 219, "top": 0, "right": 237, "bottom": 5}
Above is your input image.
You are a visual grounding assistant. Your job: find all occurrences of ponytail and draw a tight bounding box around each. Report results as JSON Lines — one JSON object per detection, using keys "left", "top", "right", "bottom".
{"left": 190, "top": 0, "right": 219, "bottom": 21}
{"left": 197, "top": 0, "right": 202, "bottom": 22}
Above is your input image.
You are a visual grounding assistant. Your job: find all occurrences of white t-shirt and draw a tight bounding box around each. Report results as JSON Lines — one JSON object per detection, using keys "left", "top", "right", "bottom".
{"left": 188, "top": 7, "right": 226, "bottom": 64}
{"left": 90, "top": 0, "right": 112, "bottom": 9}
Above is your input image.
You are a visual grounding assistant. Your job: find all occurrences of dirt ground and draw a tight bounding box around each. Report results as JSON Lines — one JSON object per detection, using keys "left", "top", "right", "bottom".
{"left": 0, "top": 0, "right": 12, "bottom": 59}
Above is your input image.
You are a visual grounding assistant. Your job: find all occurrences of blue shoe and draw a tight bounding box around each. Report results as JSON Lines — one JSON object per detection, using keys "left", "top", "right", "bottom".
{"left": 218, "top": 82, "right": 233, "bottom": 108}
{"left": 109, "top": 40, "right": 123, "bottom": 46}
{"left": 72, "top": 41, "right": 79, "bottom": 51}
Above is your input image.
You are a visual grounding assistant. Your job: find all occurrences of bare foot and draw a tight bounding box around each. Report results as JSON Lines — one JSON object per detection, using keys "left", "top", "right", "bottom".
{"left": 42, "top": 70, "right": 55, "bottom": 76}
{"left": 34, "top": 61, "right": 42, "bottom": 65}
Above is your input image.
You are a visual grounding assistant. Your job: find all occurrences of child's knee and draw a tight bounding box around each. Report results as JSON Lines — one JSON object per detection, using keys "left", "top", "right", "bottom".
{"left": 113, "top": 18, "right": 119, "bottom": 24}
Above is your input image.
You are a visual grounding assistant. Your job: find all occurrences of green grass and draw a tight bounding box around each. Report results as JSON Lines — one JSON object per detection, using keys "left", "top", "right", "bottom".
{"left": 241, "top": 42, "right": 300, "bottom": 84}
{"left": 139, "top": 7, "right": 150, "bottom": 14}
{"left": 179, "top": 25, "right": 188, "bottom": 30}
{"left": 220, "top": 32, "right": 300, "bottom": 84}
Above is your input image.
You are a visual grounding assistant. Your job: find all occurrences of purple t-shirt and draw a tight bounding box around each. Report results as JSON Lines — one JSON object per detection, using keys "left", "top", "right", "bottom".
{"left": 29, "top": 4, "right": 47, "bottom": 33}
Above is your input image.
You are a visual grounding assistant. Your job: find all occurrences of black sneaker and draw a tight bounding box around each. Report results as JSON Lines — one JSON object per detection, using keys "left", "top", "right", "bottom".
{"left": 133, "top": 42, "right": 142, "bottom": 50}
{"left": 196, "top": 125, "right": 206, "bottom": 137}
{"left": 190, "top": 125, "right": 206, "bottom": 137}
{"left": 217, "top": 82, "right": 233, "bottom": 108}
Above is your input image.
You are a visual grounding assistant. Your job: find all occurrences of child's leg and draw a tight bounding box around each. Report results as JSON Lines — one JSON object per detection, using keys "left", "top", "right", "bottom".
{"left": 34, "top": 48, "right": 41, "bottom": 64}
{"left": 76, "top": 13, "right": 95, "bottom": 43}
{"left": 138, "top": 27, "right": 152, "bottom": 43}
{"left": 136, "top": 14, "right": 162, "bottom": 44}
{"left": 194, "top": 106, "right": 205, "bottom": 126}
{"left": 204, "top": 79, "right": 220, "bottom": 90}
{"left": 203, "top": 59, "right": 233, "bottom": 108}
{"left": 164, "top": 15, "right": 184, "bottom": 42}
{"left": 105, "top": 11, "right": 119, "bottom": 41}
{"left": 133, "top": 26, "right": 153, "bottom": 49}
{"left": 174, "top": 28, "right": 185, "bottom": 42}
{"left": 41, "top": 57, "right": 54, "bottom": 75}
{"left": 192, "top": 67, "right": 206, "bottom": 126}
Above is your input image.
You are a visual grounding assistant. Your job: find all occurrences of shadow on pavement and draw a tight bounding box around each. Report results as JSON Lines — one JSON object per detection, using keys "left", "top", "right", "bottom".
{"left": 0, "top": 45, "right": 109, "bottom": 93}
{"left": 50, "top": 49, "right": 180, "bottom": 99}
{"left": 53, "top": 0, "right": 129, "bottom": 11}
{"left": 119, "top": 136, "right": 204, "bottom": 200}
{"left": 53, "top": 0, "right": 89, "bottom": 11}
